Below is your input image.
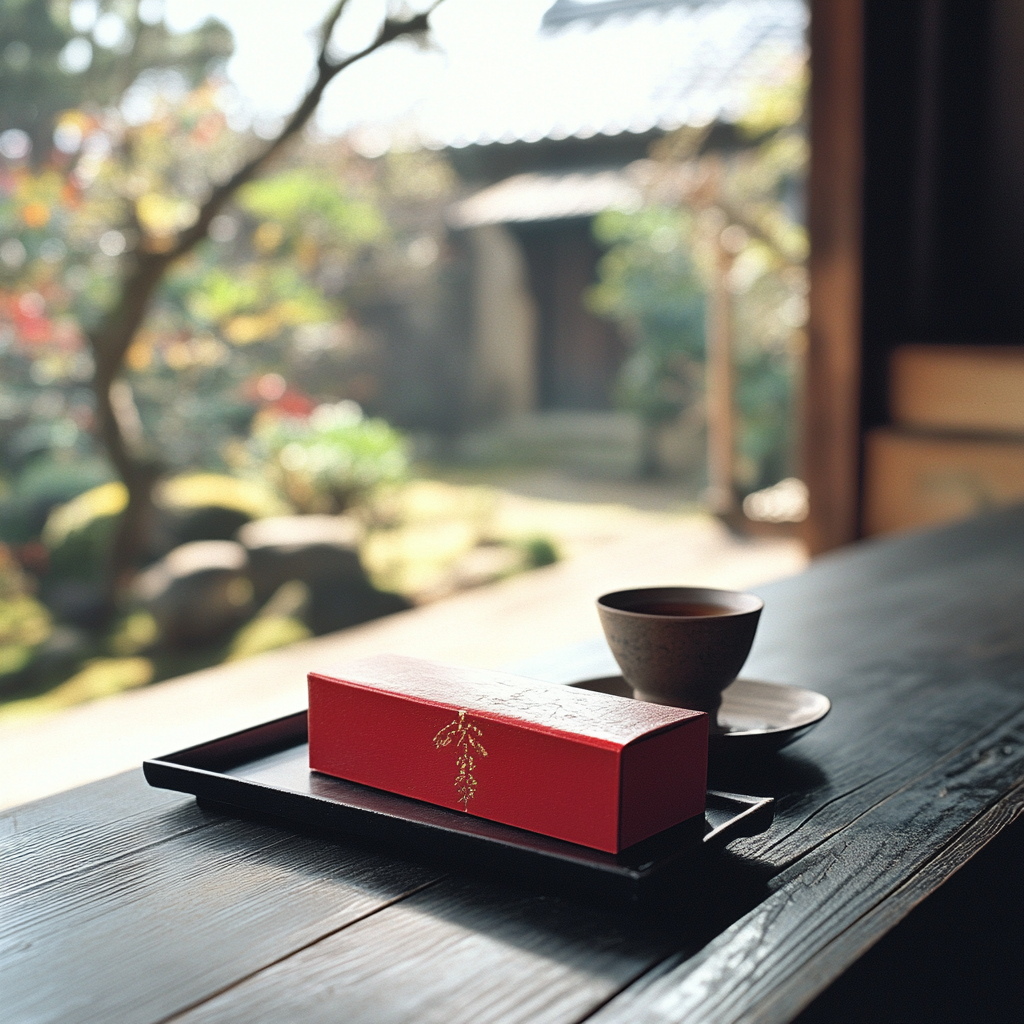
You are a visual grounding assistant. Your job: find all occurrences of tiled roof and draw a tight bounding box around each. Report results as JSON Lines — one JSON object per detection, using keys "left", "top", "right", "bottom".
{"left": 448, "top": 168, "right": 643, "bottom": 227}
{"left": 341, "top": 0, "right": 806, "bottom": 154}
{"left": 447, "top": 159, "right": 708, "bottom": 227}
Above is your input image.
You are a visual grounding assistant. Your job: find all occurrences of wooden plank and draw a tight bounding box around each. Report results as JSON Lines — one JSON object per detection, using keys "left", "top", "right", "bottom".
{"left": 863, "top": 427, "right": 1024, "bottom": 536}
{"left": 802, "top": 0, "right": 865, "bottom": 554}
{"left": 166, "top": 701, "right": 1024, "bottom": 1024}
{"left": 1, "top": 770, "right": 438, "bottom": 1024}
{"left": 585, "top": 720, "right": 1024, "bottom": 1024}
{"left": 890, "top": 344, "right": 1024, "bottom": 435}
{"left": 755, "top": 779, "right": 1024, "bottom": 1024}
{"left": 173, "top": 875, "right": 683, "bottom": 1024}
{"left": 1, "top": 770, "right": 197, "bottom": 900}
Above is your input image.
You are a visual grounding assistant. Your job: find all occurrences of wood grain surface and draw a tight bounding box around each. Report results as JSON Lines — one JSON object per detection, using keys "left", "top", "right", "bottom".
{"left": 5, "top": 505, "right": 1024, "bottom": 1024}
{"left": 2, "top": 775, "right": 437, "bottom": 1024}
{"left": 175, "top": 876, "right": 682, "bottom": 1024}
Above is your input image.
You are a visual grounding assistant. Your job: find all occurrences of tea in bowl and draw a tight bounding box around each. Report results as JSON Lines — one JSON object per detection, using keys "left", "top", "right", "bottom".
{"left": 596, "top": 586, "right": 763, "bottom": 724}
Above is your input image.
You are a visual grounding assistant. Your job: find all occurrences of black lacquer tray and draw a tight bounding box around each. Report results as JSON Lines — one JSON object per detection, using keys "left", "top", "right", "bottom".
{"left": 143, "top": 711, "right": 774, "bottom": 904}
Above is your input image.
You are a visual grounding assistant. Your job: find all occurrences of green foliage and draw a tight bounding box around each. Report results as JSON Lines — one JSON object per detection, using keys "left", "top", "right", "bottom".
{"left": 107, "top": 609, "right": 158, "bottom": 656}
{"left": 227, "top": 615, "right": 311, "bottom": 662}
{"left": 589, "top": 207, "right": 705, "bottom": 424}
{"left": 247, "top": 401, "right": 409, "bottom": 513}
{"left": 0, "top": 543, "right": 51, "bottom": 678}
{"left": 41, "top": 480, "right": 125, "bottom": 580}
{"left": 0, "top": 0, "right": 232, "bottom": 163}
{"left": 238, "top": 169, "right": 386, "bottom": 247}
{"left": 521, "top": 535, "right": 558, "bottom": 569}
{"left": 0, "top": 1, "right": 459, "bottom": 717}
{"left": 181, "top": 264, "right": 333, "bottom": 334}
{"left": 731, "top": 256, "right": 805, "bottom": 490}
{"left": 588, "top": 57, "right": 808, "bottom": 491}
{"left": 735, "top": 347, "right": 794, "bottom": 488}
{"left": 736, "top": 57, "right": 807, "bottom": 140}
{"left": 0, "top": 455, "right": 113, "bottom": 544}
{"left": 591, "top": 207, "right": 706, "bottom": 357}
{"left": 0, "top": 10, "right": 250, "bottom": 481}
{"left": 0, "top": 655, "right": 153, "bottom": 721}
{"left": 157, "top": 473, "right": 289, "bottom": 521}
{"left": 1, "top": 51, "right": 451, "bottom": 475}
{"left": 180, "top": 268, "right": 263, "bottom": 323}
{"left": 0, "top": 594, "right": 51, "bottom": 675}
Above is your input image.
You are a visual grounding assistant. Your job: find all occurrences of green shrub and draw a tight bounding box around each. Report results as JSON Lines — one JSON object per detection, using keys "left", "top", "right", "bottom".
{"left": 156, "top": 473, "right": 291, "bottom": 521}
{"left": 227, "top": 616, "right": 312, "bottom": 661}
{"left": 521, "top": 535, "right": 559, "bottom": 568}
{"left": 0, "top": 594, "right": 52, "bottom": 677}
{"left": 248, "top": 402, "right": 408, "bottom": 513}
{"left": 0, "top": 656, "right": 154, "bottom": 722}
{"left": 42, "top": 482, "right": 126, "bottom": 582}
{"left": 589, "top": 207, "right": 706, "bottom": 427}
{"left": 0, "top": 543, "right": 52, "bottom": 678}
{"left": 0, "top": 457, "right": 113, "bottom": 544}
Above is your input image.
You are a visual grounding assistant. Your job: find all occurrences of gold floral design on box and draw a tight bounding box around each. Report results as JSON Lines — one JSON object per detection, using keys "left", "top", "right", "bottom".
{"left": 433, "top": 710, "right": 488, "bottom": 810}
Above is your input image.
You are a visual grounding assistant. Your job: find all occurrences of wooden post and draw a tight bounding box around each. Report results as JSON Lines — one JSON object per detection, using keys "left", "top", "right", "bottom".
{"left": 705, "top": 219, "right": 735, "bottom": 516}
{"left": 802, "top": 0, "right": 864, "bottom": 553}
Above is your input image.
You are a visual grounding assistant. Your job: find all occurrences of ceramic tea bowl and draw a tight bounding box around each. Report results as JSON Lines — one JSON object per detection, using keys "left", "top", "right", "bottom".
{"left": 596, "top": 586, "right": 763, "bottom": 721}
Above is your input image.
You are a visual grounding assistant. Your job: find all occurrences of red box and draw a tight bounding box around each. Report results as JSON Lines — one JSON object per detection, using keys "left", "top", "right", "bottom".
{"left": 307, "top": 654, "right": 708, "bottom": 853}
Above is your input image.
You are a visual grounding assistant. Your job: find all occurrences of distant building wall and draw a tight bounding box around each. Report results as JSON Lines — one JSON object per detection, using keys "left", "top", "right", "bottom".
{"left": 466, "top": 224, "right": 537, "bottom": 423}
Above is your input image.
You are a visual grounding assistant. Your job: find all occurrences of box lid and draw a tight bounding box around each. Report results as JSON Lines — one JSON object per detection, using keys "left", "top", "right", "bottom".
{"left": 310, "top": 654, "right": 701, "bottom": 750}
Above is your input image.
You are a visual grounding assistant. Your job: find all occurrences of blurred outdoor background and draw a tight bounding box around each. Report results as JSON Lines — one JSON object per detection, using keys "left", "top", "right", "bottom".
{"left": 0, "top": 0, "right": 810, "bottom": 755}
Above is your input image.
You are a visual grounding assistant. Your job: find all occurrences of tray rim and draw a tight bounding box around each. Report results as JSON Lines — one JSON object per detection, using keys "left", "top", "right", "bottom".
{"left": 143, "top": 709, "right": 774, "bottom": 901}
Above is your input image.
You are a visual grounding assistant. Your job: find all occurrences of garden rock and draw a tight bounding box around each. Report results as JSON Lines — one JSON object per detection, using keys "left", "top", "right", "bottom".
{"left": 236, "top": 516, "right": 364, "bottom": 601}
{"left": 133, "top": 540, "right": 253, "bottom": 649}
{"left": 302, "top": 583, "right": 409, "bottom": 636}
{"left": 41, "top": 580, "right": 111, "bottom": 629}
{"left": 236, "top": 515, "right": 409, "bottom": 634}
{"left": 152, "top": 504, "right": 253, "bottom": 559}
{"left": 146, "top": 473, "right": 290, "bottom": 561}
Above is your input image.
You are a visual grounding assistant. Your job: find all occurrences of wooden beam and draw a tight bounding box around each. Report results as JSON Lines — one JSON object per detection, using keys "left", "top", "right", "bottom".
{"left": 802, "top": 0, "right": 864, "bottom": 554}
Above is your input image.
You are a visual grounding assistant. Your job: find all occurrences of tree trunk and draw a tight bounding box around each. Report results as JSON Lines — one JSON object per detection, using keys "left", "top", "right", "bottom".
{"left": 88, "top": 253, "right": 172, "bottom": 607}
{"left": 95, "top": 377, "right": 160, "bottom": 599}
{"left": 79, "top": 4, "right": 438, "bottom": 608}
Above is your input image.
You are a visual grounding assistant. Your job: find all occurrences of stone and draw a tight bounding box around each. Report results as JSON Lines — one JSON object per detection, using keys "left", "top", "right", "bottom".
{"left": 236, "top": 516, "right": 365, "bottom": 603}
{"left": 155, "top": 505, "right": 253, "bottom": 553}
{"left": 41, "top": 580, "right": 111, "bottom": 629}
{"left": 236, "top": 515, "right": 409, "bottom": 634}
{"left": 303, "top": 584, "right": 410, "bottom": 637}
{"left": 133, "top": 540, "right": 253, "bottom": 649}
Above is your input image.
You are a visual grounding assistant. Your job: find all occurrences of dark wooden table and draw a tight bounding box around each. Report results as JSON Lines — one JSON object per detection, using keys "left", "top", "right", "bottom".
{"left": 5, "top": 508, "right": 1024, "bottom": 1024}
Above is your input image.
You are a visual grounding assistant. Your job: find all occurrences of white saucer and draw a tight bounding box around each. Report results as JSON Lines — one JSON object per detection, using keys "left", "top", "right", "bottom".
{"left": 569, "top": 676, "right": 831, "bottom": 752}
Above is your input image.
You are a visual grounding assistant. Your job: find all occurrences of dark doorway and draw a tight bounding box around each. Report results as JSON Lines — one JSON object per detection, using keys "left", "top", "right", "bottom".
{"left": 513, "top": 219, "right": 626, "bottom": 410}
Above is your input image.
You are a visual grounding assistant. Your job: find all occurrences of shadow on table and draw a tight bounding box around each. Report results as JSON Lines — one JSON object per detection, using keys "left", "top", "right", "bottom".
{"left": 183, "top": 785, "right": 777, "bottom": 978}
{"left": 708, "top": 748, "right": 829, "bottom": 797}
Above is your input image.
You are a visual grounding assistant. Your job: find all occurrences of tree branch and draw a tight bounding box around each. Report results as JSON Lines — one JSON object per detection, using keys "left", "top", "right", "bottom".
{"left": 317, "top": 0, "right": 351, "bottom": 74}
{"left": 83, "top": 1, "right": 443, "bottom": 596}
{"left": 166, "top": 3, "right": 438, "bottom": 262}
{"left": 90, "top": 2, "right": 440, "bottom": 359}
